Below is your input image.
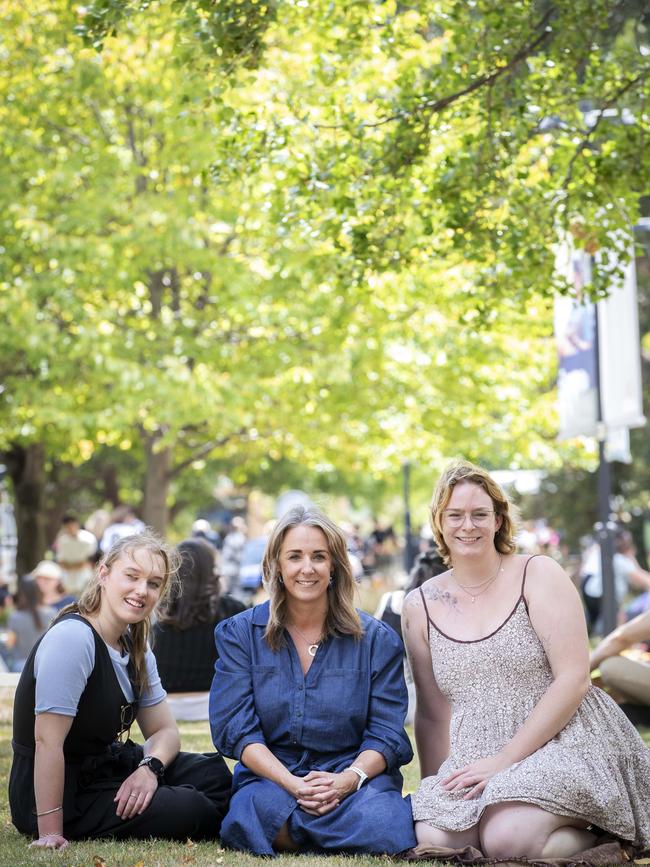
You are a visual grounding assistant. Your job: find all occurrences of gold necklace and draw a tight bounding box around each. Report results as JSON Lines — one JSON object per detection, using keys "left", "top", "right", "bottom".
{"left": 288, "top": 623, "right": 323, "bottom": 657}
{"left": 451, "top": 555, "right": 503, "bottom": 603}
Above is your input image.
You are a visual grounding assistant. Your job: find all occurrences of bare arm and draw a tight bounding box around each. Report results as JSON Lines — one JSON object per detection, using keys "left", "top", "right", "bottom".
{"left": 32, "top": 712, "right": 74, "bottom": 848}
{"left": 626, "top": 562, "right": 650, "bottom": 592}
{"left": 137, "top": 699, "right": 181, "bottom": 765}
{"left": 445, "top": 557, "right": 590, "bottom": 798}
{"left": 402, "top": 589, "right": 451, "bottom": 777}
{"left": 590, "top": 610, "right": 650, "bottom": 670}
{"left": 113, "top": 700, "right": 181, "bottom": 820}
{"left": 502, "top": 557, "right": 590, "bottom": 759}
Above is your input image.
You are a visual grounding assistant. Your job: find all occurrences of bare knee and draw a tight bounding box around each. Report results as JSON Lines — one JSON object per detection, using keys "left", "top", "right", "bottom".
{"left": 415, "top": 820, "right": 479, "bottom": 850}
{"left": 481, "top": 819, "right": 528, "bottom": 859}
{"left": 480, "top": 804, "right": 537, "bottom": 859}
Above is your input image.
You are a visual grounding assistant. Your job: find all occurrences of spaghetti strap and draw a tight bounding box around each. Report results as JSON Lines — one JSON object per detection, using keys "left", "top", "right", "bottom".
{"left": 419, "top": 586, "right": 432, "bottom": 642}
{"left": 520, "top": 554, "right": 541, "bottom": 609}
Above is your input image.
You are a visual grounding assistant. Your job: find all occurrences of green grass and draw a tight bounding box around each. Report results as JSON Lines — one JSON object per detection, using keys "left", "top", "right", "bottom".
{"left": 0, "top": 684, "right": 422, "bottom": 867}
{"left": 1, "top": 676, "right": 649, "bottom": 865}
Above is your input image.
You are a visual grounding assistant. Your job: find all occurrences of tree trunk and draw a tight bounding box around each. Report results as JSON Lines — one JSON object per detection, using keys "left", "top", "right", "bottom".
{"left": 5, "top": 442, "right": 47, "bottom": 575}
{"left": 142, "top": 435, "right": 171, "bottom": 534}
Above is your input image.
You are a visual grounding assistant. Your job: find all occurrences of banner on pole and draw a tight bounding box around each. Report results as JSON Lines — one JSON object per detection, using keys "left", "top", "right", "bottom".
{"left": 597, "top": 250, "right": 646, "bottom": 431}
{"left": 555, "top": 240, "right": 645, "bottom": 441}
{"left": 555, "top": 248, "right": 598, "bottom": 440}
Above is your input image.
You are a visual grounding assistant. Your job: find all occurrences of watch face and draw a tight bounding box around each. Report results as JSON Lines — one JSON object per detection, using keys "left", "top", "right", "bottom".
{"left": 141, "top": 756, "right": 165, "bottom": 777}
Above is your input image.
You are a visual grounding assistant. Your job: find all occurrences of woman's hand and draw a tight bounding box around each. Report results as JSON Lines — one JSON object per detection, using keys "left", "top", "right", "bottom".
{"left": 30, "top": 834, "right": 69, "bottom": 849}
{"left": 442, "top": 753, "right": 512, "bottom": 800}
{"left": 114, "top": 766, "right": 159, "bottom": 819}
{"left": 293, "top": 770, "right": 358, "bottom": 816}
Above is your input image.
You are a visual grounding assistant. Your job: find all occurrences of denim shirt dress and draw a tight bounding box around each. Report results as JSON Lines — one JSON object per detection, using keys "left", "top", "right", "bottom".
{"left": 209, "top": 601, "right": 416, "bottom": 855}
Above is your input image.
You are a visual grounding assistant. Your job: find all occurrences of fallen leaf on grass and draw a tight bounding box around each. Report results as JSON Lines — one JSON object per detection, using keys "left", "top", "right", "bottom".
{"left": 93, "top": 858, "right": 106, "bottom": 867}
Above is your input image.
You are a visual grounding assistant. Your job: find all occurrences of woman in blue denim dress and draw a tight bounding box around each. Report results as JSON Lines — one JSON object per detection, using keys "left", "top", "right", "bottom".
{"left": 209, "top": 505, "right": 416, "bottom": 856}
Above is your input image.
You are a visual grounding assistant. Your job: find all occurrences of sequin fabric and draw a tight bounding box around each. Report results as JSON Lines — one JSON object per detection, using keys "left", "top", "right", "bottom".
{"left": 411, "top": 593, "right": 650, "bottom": 846}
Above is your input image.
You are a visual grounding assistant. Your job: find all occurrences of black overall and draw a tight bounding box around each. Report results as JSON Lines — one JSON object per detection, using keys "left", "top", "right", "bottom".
{"left": 9, "top": 613, "right": 232, "bottom": 840}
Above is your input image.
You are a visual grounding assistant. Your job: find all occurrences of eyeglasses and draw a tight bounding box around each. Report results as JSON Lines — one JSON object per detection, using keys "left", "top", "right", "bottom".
{"left": 442, "top": 510, "right": 495, "bottom": 527}
{"left": 118, "top": 703, "right": 136, "bottom": 743}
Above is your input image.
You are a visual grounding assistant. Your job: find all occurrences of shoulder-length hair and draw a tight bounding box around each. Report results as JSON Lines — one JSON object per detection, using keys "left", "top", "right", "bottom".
{"left": 263, "top": 505, "right": 362, "bottom": 651}
{"left": 56, "top": 530, "right": 180, "bottom": 693}
{"left": 15, "top": 577, "right": 45, "bottom": 631}
{"left": 156, "top": 537, "right": 220, "bottom": 631}
{"left": 430, "top": 460, "right": 518, "bottom": 565}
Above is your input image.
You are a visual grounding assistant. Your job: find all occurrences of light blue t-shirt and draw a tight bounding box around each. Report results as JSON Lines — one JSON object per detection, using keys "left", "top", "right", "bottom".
{"left": 34, "top": 618, "right": 166, "bottom": 716}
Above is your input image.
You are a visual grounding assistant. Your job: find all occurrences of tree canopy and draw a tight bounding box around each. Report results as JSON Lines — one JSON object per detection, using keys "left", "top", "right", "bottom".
{"left": 1, "top": 0, "right": 649, "bottom": 564}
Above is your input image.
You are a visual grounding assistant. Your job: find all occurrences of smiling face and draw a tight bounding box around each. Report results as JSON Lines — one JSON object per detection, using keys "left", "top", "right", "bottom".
{"left": 440, "top": 481, "right": 502, "bottom": 562}
{"left": 278, "top": 524, "right": 333, "bottom": 608}
{"left": 99, "top": 548, "right": 165, "bottom": 629}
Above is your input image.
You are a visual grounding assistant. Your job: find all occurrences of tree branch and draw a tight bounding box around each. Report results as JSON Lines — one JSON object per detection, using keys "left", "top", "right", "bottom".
{"left": 561, "top": 69, "right": 649, "bottom": 191}
{"left": 313, "top": 8, "right": 556, "bottom": 131}
{"left": 167, "top": 427, "right": 250, "bottom": 478}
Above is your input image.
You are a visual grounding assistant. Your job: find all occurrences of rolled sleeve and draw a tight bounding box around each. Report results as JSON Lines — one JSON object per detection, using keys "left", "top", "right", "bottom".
{"left": 358, "top": 620, "right": 413, "bottom": 770}
{"left": 209, "top": 616, "right": 267, "bottom": 760}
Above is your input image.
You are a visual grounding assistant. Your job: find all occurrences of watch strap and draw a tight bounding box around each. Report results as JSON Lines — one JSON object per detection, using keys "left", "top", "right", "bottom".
{"left": 138, "top": 755, "right": 165, "bottom": 779}
{"left": 345, "top": 765, "right": 368, "bottom": 790}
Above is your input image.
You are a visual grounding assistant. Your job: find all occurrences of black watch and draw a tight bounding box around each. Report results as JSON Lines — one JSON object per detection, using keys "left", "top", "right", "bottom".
{"left": 137, "top": 755, "right": 165, "bottom": 779}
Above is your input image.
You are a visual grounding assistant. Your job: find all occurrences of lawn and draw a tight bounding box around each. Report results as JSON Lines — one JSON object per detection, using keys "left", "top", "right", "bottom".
{"left": 2, "top": 691, "right": 649, "bottom": 867}
{"left": 0, "top": 684, "right": 424, "bottom": 867}
{"left": 1, "top": 574, "right": 649, "bottom": 866}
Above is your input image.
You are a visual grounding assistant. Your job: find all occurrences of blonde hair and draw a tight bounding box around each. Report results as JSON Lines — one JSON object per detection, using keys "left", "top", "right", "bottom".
{"left": 430, "top": 460, "right": 518, "bottom": 565}
{"left": 56, "top": 530, "right": 180, "bottom": 693}
{"left": 262, "top": 505, "right": 362, "bottom": 651}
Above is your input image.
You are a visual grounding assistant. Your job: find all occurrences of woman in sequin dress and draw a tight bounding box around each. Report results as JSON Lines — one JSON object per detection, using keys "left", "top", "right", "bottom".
{"left": 403, "top": 461, "right": 650, "bottom": 860}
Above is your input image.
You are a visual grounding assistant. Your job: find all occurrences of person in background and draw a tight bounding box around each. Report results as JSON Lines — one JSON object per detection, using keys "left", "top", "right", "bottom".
{"left": 85, "top": 510, "right": 111, "bottom": 565}
{"left": 32, "top": 561, "right": 76, "bottom": 612}
{"left": 404, "top": 460, "right": 650, "bottom": 859}
{"left": 590, "top": 609, "right": 650, "bottom": 726}
{"left": 152, "top": 537, "right": 246, "bottom": 694}
{"left": 582, "top": 530, "right": 650, "bottom": 632}
{"left": 191, "top": 519, "right": 222, "bottom": 551}
{"left": 54, "top": 513, "right": 98, "bottom": 596}
{"left": 9, "top": 531, "right": 232, "bottom": 850}
{"left": 220, "top": 517, "right": 247, "bottom": 596}
{"left": 210, "top": 505, "right": 416, "bottom": 856}
{"left": 100, "top": 506, "right": 145, "bottom": 554}
{"left": 6, "top": 578, "right": 56, "bottom": 672}
{"left": 375, "top": 545, "right": 446, "bottom": 724}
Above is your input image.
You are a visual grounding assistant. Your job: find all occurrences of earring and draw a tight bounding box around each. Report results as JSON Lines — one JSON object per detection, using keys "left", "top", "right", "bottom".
{"left": 277, "top": 575, "right": 284, "bottom": 585}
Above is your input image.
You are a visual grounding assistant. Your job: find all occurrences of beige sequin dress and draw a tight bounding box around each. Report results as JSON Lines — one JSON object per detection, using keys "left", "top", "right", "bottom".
{"left": 411, "top": 562, "right": 650, "bottom": 847}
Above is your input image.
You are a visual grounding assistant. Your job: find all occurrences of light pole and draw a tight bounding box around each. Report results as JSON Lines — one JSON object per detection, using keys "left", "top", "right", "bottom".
{"left": 402, "top": 461, "right": 415, "bottom": 575}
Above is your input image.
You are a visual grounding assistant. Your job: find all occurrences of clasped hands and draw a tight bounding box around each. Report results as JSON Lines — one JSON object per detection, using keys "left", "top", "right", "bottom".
{"left": 291, "top": 769, "right": 358, "bottom": 816}
{"left": 442, "top": 752, "right": 512, "bottom": 800}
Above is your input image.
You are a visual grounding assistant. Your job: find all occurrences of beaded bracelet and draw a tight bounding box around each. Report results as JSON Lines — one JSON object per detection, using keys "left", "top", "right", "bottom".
{"left": 35, "top": 806, "right": 62, "bottom": 817}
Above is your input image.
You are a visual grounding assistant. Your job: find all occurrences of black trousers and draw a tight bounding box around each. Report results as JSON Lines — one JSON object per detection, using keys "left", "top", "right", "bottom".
{"left": 11, "top": 743, "right": 232, "bottom": 842}
{"left": 85, "top": 751, "right": 232, "bottom": 841}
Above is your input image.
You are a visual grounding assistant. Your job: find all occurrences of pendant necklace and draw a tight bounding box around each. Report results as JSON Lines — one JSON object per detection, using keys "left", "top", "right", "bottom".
{"left": 451, "top": 555, "right": 503, "bottom": 603}
{"left": 289, "top": 624, "right": 322, "bottom": 657}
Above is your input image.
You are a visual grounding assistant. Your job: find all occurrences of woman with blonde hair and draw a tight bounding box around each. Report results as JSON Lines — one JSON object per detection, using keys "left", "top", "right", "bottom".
{"left": 210, "top": 504, "right": 416, "bottom": 856}
{"left": 404, "top": 460, "right": 650, "bottom": 860}
{"left": 9, "top": 531, "right": 231, "bottom": 850}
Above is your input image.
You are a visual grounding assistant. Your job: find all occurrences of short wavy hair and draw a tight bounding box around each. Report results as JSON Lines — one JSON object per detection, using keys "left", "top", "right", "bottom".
{"left": 430, "top": 461, "right": 518, "bottom": 565}
{"left": 262, "top": 505, "right": 362, "bottom": 651}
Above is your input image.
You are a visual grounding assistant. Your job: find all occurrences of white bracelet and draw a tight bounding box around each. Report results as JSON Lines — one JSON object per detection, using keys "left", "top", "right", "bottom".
{"left": 345, "top": 765, "right": 368, "bottom": 790}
